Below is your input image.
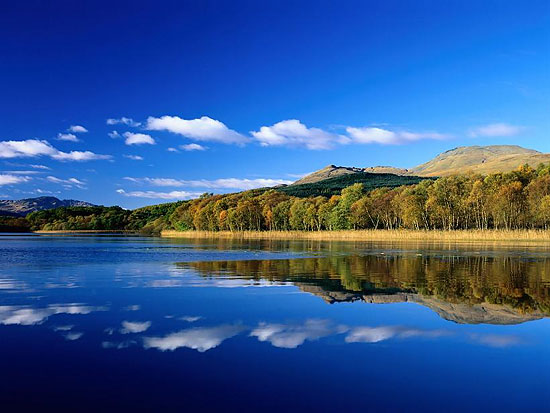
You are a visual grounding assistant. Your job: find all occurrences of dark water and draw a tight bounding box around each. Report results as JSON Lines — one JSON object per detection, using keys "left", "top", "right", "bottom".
{"left": 0, "top": 235, "right": 549, "bottom": 412}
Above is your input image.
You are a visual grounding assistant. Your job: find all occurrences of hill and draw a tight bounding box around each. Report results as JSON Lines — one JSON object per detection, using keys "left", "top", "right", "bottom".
{"left": 294, "top": 165, "right": 409, "bottom": 185}
{"left": 278, "top": 172, "right": 429, "bottom": 198}
{"left": 294, "top": 145, "right": 550, "bottom": 185}
{"left": 410, "top": 145, "right": 550, "bottom": 177}
{"left": 0, "top": 196, "right": 95, "bottom": 216}
{"left": 293, "top": 165, "right": 365, "bottom": 185}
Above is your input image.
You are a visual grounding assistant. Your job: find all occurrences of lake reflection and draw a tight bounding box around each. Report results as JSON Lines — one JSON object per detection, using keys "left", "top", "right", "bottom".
{"left": 0, "top": 235, "right": 548, "bottom": 411}
{"left": 181, "top": 253, "right": 550, "bottom": 324}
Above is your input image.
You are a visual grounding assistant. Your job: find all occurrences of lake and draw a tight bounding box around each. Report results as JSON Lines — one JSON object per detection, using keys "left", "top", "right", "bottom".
{"left": 0, "top": 234, "right": 549, "bottom": 411}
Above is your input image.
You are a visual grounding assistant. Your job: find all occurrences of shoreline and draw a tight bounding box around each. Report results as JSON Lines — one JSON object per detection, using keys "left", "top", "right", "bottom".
{"left": 161, "top": 229, "right": 550, "bottom": 242}
{"left": 32, "top": 230, "right": 137, "bottom": 234}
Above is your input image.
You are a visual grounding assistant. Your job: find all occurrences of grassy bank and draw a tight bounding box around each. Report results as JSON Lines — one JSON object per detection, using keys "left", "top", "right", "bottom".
{"left": 161, "top": 229, "right": 550, "bottom": 242}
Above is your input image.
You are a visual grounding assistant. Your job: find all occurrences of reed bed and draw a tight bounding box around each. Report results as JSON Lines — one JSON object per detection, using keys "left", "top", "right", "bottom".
{"left": 161, "top": 229, "right": 550, "bottom": 242}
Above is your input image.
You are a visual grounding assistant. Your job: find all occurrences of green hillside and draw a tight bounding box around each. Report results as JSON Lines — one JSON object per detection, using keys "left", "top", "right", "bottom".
{"left": 278, "top": 172, "right": 430, "bottom": 198}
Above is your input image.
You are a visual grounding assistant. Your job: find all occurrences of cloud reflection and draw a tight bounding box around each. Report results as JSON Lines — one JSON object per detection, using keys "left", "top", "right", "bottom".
{"left": 143, "top": 324, "right": 245, "bottom": 352}
{"left": 0, "top": 304, "right": 107, "bottom": 326}
{"left": 64, "top": 332, "right": 84, "bottom": 341}
{"left": 102, "top": 340, "right": 137, "bottom": 349}
{"left": 346, "top": 326, "right": 450, "bottom": 344}
{"left": 250, "top": 319, "right": 348, "bottom": 349}
{"left": 121, "top": 321, "right": 151, "bottom": 334}
{"left": 469, "top": 333, "right": 522, "bottom": 348}
{"left": 53, "top": 325, "right": 74, "bottom": 332}
{"left": 179, "top": 316, "right": 202, "bottom": 322}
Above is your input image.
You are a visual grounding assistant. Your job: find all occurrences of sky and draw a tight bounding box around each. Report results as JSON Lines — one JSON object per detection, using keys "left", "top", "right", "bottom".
{"left": 0, "top": 0, "right": 549, "bottom": 208}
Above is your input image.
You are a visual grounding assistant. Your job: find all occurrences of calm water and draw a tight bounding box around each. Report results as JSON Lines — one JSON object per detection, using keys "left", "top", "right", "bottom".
{"left": 0, "top": 235, "right": 549, "bottom": 411}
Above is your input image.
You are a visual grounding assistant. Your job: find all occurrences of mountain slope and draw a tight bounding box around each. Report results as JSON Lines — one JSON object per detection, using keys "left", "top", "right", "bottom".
{"left": 294, "top": 145, "right": 550, "bottom": 185}
{"left": 279, "top": 172, "right": 429, "bottom": 198}
{"left": 0, "top": 196, "right": 95, "bottom": 216}
{"left": 294, "top": 165, "right": 409, "bottom": 185}
{"left": 410, "top": 145, "right": 550, "bottom": 177}
{"left": 294, "top": 165, "right": 365, "bottom": 185}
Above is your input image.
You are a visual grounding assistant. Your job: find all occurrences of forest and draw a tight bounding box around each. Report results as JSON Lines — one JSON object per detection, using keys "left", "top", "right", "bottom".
{"left": 277, "top": 172, "right": 429, "bottom": 197}
{"left": 4, "top": 163, "right": 550, "bottom": 233}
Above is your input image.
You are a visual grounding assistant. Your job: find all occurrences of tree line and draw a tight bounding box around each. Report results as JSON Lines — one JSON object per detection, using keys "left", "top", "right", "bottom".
{"left": 3, "top": 163, "right": 550, "bottom": 232}
{"left": 169, "top": 163, "right": 550, "bottom": 231}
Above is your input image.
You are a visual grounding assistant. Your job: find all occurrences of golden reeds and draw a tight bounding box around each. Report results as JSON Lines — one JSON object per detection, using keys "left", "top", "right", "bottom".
{"left": 161, "top": 229, "right": 550, "bottom": 242}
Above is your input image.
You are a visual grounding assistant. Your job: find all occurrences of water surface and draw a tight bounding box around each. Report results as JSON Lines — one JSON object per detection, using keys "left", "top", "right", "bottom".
{"left": 1, "top": 235, "right": 549, "bottom": 411}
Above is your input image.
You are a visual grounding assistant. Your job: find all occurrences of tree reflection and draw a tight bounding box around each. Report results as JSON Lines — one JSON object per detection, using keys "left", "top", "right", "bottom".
{"left": 178, "top": 253, "right": 550, "bottom": 323}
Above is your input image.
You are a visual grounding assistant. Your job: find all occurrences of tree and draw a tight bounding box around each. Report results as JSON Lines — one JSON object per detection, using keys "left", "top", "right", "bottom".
{"left": 272, "top": 200, "right": 292, "bottom": 230}
{"left": 330, "top": 183, "right": 364, "bottom": 229}
{"left": 491, "top": 181, "right": 526, "bottom": 229}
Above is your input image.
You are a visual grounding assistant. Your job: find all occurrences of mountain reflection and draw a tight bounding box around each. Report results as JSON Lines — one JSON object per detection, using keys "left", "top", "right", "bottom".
{"left": 179, "top": 254, "right": 550, "bottom": 325}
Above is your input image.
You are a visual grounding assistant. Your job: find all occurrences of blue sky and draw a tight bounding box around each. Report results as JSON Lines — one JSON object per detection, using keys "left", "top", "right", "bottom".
{"left": 0, "top": 0, "right": 548, "bottom": 208}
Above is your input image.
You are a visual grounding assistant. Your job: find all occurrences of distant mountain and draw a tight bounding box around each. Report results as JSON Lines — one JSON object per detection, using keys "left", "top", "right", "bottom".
{"left": 0, "top": 196, "right": 95, "bottom": 216}
{"left": 294, "top": 145, "right": 550, "bottom": 185}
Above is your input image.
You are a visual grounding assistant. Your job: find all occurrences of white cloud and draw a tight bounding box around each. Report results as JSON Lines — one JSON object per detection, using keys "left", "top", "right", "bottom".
{"left": 51, "top": 150, "right": 112, "bottom": 161}
{"left": 68, "top": 125, "right": 88, "bottom": 133}
{"left": 123, "top": 154, "right": 144, "bottom": 161}
{"left": 143, "top": 324, "right": 244, "bottom": 352}
{"left": 0, "top": 174, "right": 31, "bottom": 186}
{"left": 106, "top": 117, "right": 141, "bottom": 127}
{"left": 120, "top": 320, "right": 151, "bottom": 334}
{"left": 0, "top": 139, "right": 58, "bottom": 158}
{"left": 108, "top": 131, "right": 121, "bottom": 139}
{"left": 124, "top": 177, "right": 184, "bottom": 186}
{"left": 46, "top": 176, "right": 85, "bottom": 187}
{"left": 123, "top": 132, "right": 155, "bottom": 146}
{"left": 167, "top": 147, "right": 179, "bottom": 152}
{"left": 146, "top": 115, "right": 248, "bottom": 145}
{"left": 180, "top": 143, "right": 206, "bottom": 151}
{"left": 34, "top": 188, "right": 58, "bottom": 195}
{"left": 30, "top": 164, "right": 51, "bottom": 170}
{"left": 123, "top": 177, "right": 293, "bottom": 190}
{"left": 251, "top": 119, "right": 347, "bottom": 150}
{"left": 346, "top": 127, "right": 448, "bottom": 145}
{"left": 4, "top": 170, "right": 43, "bottom": 175}
{"left": 57, "top": 133, "right": 80, "bottom": 142}
{"left": 0, "top": 139, "right": 111, "bottom": 162}
{"left": 116, "top": 189, "right": 202, "bottom": 200}
{"left": 250, "top": 319, "right": 348, "bottom": 349}
{"left": 468, "top": 123, "right": 524, "bottom": 137}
